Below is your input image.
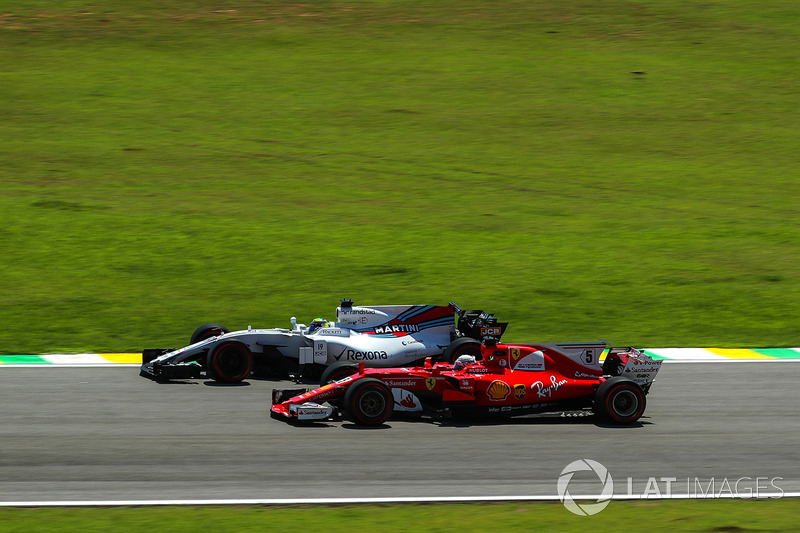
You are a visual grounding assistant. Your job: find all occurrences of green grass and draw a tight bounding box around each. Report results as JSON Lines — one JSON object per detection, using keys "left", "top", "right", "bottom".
{"left": 1, "top": 1, "right": 799, "bottom": 353}
{"left": 1, "top": 499, "right": 799, "bottom": 532}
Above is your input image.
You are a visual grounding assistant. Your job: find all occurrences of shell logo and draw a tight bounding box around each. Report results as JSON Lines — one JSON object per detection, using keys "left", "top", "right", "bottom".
{"left": 487, "top": 380, "right": 510, "bottom": 401}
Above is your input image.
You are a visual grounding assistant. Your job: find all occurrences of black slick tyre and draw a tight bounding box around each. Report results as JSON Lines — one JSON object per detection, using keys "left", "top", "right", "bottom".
{"left": 593, "top": 377, "right": 646, "bottom": 424}
{"left": 190, "top": 323, "right": 229, "bottom": 345}
{"left": 343, "top": 378, "right": 393, "bottom": 426}
{"left": 319, "top": 362, "right": 359, "bottom": 386}
{"left": 206, "top": 342, "right": 252, "bottom": 383}
{"left": 442, "top": 337, "right": 481, "bottom": 363}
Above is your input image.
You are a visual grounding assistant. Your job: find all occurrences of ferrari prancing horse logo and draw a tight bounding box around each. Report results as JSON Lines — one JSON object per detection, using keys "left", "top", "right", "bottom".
{"left": 511, "top": 348, "right": 521, "bottom": 361}
{"left": 425, "top": 377, "right": 436, "bottom": 390}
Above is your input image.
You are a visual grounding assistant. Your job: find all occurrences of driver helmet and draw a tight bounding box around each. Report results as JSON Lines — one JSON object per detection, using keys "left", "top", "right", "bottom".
{"left": 453, "top": 354, "right": 476, "bottom": 371}
{"left": 308, "top": 318, "right": 329, "bottom": 333}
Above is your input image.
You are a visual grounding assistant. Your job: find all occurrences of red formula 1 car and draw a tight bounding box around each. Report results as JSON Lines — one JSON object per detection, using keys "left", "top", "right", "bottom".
{"left": 271, "top": 340, "right": 662, "bottom": 426}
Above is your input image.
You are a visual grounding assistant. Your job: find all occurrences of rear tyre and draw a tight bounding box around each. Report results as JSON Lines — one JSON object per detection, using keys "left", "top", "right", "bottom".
{"left": 206, "top": 342, "right": 252, "bottom": 383}
{"left": 593, "top": 377, "right": 646, "bottom": 424}
{"left": 343, "top": 378, "right": 393, "bottom": 426}
{"left": 190, "top": 323, "right": 229, "bottom": 345}
{"left": 441, "top": 337, "right": 482, "bottom": 363}
{"left": 319, "top": 362, "right": 359, "bottom": 386}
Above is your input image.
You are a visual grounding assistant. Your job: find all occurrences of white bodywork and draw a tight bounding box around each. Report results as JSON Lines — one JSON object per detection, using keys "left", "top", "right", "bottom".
{"left": 619, "top": 348, "right": 663, "bottom": 386}
{"left": 149, "top": 304, "right": 456, "bottom": 370}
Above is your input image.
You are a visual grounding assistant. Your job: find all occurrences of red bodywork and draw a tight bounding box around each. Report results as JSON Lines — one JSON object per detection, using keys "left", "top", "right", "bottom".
{"left": 271, "top": 342, "right": 654, "bottom": 423}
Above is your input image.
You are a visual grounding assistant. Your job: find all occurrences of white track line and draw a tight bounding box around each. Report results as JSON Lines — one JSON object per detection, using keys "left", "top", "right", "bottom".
{"left": 42, "top": 354, "right": 109, "bottom": 364}
{"left": 1, "top": 493, "right": 797, "bottom": 507}
{"left": 647, "top": 348, "right": 727, "bottom": 360}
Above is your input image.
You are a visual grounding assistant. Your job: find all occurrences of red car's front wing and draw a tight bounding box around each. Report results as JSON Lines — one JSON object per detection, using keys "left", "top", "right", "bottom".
{"left": 270, "top": 383, "right": 347, "bottom": 422}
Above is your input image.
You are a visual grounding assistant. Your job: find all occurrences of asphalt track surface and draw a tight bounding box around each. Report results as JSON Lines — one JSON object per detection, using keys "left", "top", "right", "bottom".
{"left": 1, "top": 363, "right": 798, "bottom": 503}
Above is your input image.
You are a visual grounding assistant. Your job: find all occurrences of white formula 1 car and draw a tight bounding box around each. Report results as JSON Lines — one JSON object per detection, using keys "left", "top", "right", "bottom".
{"left": 140, "top": 300, "right": 507, "bottom": 383}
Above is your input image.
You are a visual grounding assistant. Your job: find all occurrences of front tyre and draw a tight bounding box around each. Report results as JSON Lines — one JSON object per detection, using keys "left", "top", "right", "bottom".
{"left": 441, "top": 337, "right": 481, "bottom": 363}
{"left": 593, "top": 377, "right": 646, "bottom": 424}
{"left": 206, "top": 342, "right": 252, "bottom": 383}
{"left": 343, "top": 378, "right": 393, "bottom": 426}
{"left": 319, "top": 362, "right": 359, "bottom": 386}
{"left": 191, "top": 323, "right": 229, "bottom": 345}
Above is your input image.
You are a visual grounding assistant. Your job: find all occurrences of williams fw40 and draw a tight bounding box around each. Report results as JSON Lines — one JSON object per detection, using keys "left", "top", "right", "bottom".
{"left": 271, "top": 342, "right": 662, "bottom": 425}
{"left": 140, "top": 300, "right": 506, "bottom": 383}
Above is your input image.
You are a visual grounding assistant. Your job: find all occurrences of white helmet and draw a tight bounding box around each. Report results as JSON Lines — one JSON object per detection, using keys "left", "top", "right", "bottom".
{"left": 453, "top": 354, "right": 476, "bottom": 371}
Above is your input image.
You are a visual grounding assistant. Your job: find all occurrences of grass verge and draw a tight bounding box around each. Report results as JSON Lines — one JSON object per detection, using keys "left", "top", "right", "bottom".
{"left": 1, "top": 1, "right": 798, "bottom": 352}
{"left": 1, "top": 499, "right": 799, "bottom": 532}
